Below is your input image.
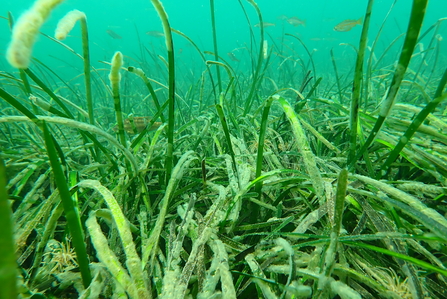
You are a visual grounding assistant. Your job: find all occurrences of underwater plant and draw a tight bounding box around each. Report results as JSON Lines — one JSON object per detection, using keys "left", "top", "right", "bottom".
{"left": 1, "top": 0, "right": 447, "bottom": 298}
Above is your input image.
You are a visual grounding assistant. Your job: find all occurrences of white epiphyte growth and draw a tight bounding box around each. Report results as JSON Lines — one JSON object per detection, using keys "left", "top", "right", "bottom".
{"left": 55, "top": 10, "right": 86, "bottom": 40}
{"left": 6, "top": 0, "right": 65, "bottom": 69}
{"left": 109, "top": 51, "right": 124, "bottom": 86}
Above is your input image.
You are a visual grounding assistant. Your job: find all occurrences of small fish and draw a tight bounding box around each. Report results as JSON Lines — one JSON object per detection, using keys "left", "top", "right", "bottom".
{"left": 277, "top": 15, "right": 288, "bottom": 21}
{"left": 254, "top": 22, "right": 276, "bottom": 28}
{"left": 334, "top": 17, "right": 363, "bottom": 32}
{"left": 310, "top": 37, "right": 338, "bottom": 41}
{"left": 114, "top": 117, "right": 162, "bottom": 135}
{"left": 227, "top": 52, "right": 239, "bottom": 62}
{"left": 287, "top": 16, "right": 306, "bottom": 27}
{"left": 106, "top": 30, "right": 122, "bottom": 39}
{"left": 146, "top": 30, "right": 164, "bottom": 37}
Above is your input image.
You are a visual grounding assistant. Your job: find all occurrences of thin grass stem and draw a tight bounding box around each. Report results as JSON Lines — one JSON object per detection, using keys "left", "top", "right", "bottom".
{"left": 348, "top": 0, "right": 374, "bottom": 165}
{"left": 80, "top": 18, "right": 93, "bottom": 125}
{"left": 255, "top": 96, "right": 274, "bottom": 195}
{"left": 150, "top": 0, "right": 176, "bottom": 183}
{"left": 243, "top": 0, "right": 265, "bottom": 116}
{"left": 209, "top": 0, "right": 222, "bottom": 93}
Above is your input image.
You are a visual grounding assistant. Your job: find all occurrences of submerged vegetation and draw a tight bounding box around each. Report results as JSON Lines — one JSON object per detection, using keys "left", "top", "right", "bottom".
{"left": 1, "top": 0, "right": 447, "bottom": 298}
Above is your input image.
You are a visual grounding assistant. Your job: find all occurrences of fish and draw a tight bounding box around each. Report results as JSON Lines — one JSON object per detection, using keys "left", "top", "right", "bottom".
{"left": 227, "top": 52, "right": 239, "bottom": 62}
{"left": 333, "top": 17, "right": 363, "bottom": 32}
{"left": 310, "top": 37, "right": 338, "bottom": 41}
{"left": 254, "top": 22, "right": 276, "bottom": 28}
{"left": 287, "top": 16, "right": 306, "bottom": 27}
{"left": 146, "top": 30, "right": 164, "bottom": 37}
{"left": 277, "top": 15, "right": 288, "bottom": 21}
{"left": 106, "top": 30, "right": 122, "bottom": 39}
{"left": 113, "top": 117, "right": 162, "bottom": 135}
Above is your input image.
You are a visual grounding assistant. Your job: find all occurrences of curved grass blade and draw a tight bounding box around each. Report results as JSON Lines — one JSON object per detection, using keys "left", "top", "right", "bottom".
{"left": 2, "top": 78, "right": 112, "bottom": 170}
{"left": 0, "top": 115, "right": 136, "bottom": 173}
{"left": 0, "top": 87, "right": 39, "bottom": 122}
{"left": 342, "top": 241, "right": 447, "bottom": 277}
{"left": 24, "top": 68, "right": 73, "bottom": 118}
{"left": 206, "top": 60, "right": 234, "bottom": 96}
{"left": 171, "top": 28, "right": 217, "bottom": 102}
{"left": 78, "top": 180, "right": 150, "bottom": 298}
{"left": 86, "top": 212, "right": 142, "bottom": 299}
{"left": 285, "top": 33, "right": 317, "bottom": 87}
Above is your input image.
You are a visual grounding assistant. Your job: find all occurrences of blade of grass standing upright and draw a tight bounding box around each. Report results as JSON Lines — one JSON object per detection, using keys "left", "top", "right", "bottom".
{"left": 216, "top": 103, "right": 240, "bottom": 186}
{"left": 42, "top": 122, "right": 92, "bottom": 288}
{"left": 0, "top": 158, "right": 17, "bottom": 299}
{"left": 80, "top": 17, "right": 93, "bottom": 125}
{"left": 348, "top": 0, "right": 374, "bottom": 165}
{"left": 364, "top": 0, "right": 398, "bottom": 110}
{"left": 24, "top": 68, "right": 73, "bottom": 118}
{"left": 315, "top": 169, "right": 349, "bottom": 298}
{"left": 330, "top": 49, "right": 343, "bottom": 104}
{"left": 243, "top": 0, "right": 265, "bottom": 116}
{"left": 150, "top": 0, "right": 176, "bottom": 183}
{"left": 255, "top": 96, "right": 274, "bottom": 195}
{"left": 349, "top": 0, "right": 429, "bottom": 169}
{"left": 0, "top": 88, "right": 39, "bottom": 122}
{"left": 209, "top": 0, "right": 222, "bottom": 94}
{"left": 55, "top": 10, "right": 93, "bottom": 124}
{"left": 109, "top": 52, "right": 127, "bottom": 149}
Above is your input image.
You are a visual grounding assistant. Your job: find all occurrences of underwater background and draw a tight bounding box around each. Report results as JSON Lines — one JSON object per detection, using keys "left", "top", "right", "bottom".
{"left": 2, "top": 0, "right": 447, "bottom": 298}
{"left": 1, "top": 0, "right": 446, "bottom": 85}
